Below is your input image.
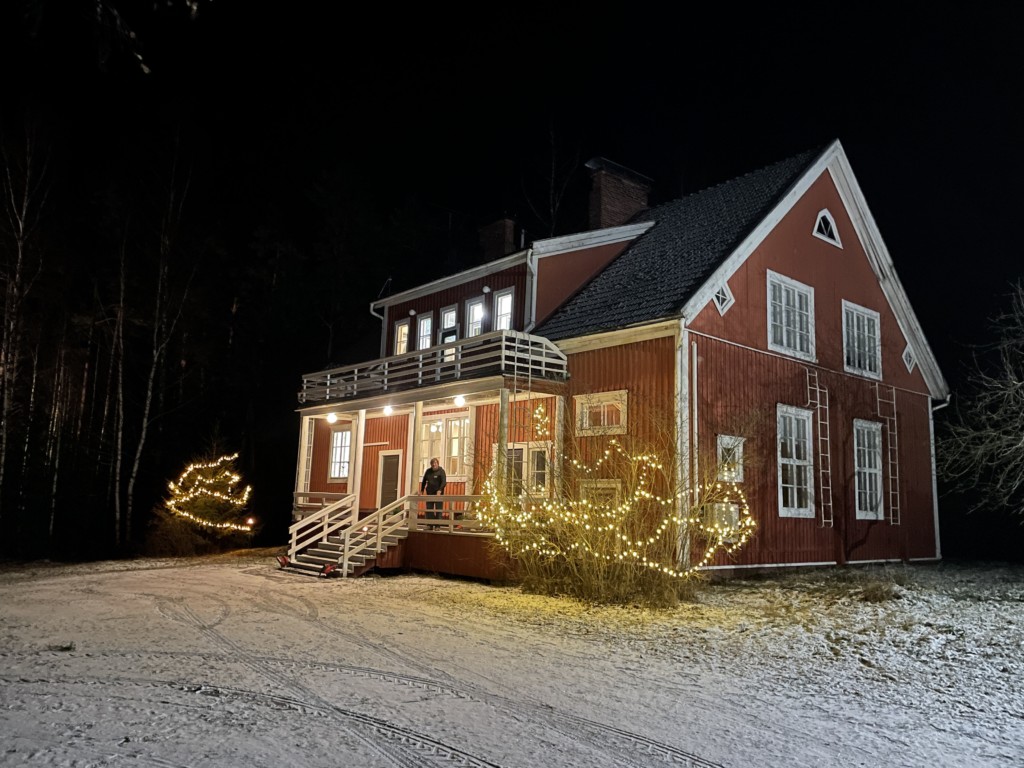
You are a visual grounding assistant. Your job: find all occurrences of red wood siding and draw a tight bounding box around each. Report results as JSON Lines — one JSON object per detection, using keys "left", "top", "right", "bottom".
{"left": 385, "top": 264, "right": 528, "bottom": 353}
{"left": 307, "top": 417, "right": 354, "bottom": 494}
{"left": 566, "top": 335, "right": 678, "bottom": 465}
{"left": 535, "top": 241, "right": 630, "bottom": 327}
{"left": 472, "top": 396, "right": 556, "bottom": 493}
{"left": 358, "top": 414, "right": 409, "bottom": 510}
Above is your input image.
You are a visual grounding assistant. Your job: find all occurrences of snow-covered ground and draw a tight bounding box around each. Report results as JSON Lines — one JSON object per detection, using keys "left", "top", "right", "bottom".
{"left": 1, "top": 551, "right": 1021, "bottom": 767}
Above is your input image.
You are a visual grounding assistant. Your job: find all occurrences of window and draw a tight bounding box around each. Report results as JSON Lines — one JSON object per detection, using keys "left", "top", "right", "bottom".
{"left": 494, "top": 288, "right": 514, "bottom": 330}
{"left": 394, "top": 320, "right": 410, "bottom": 355}
{"left": 329, "top": 428, "right": 351, "bottom": 480}
{"left": 505, "top": 444, "right": 549, "bottom": 495}
{"left": 417, "top": 313, "right": 433, "bottom": 351}
{"left": 713, "top": 283, "right": 735, "bottom": 315}
{"left": 813, "top": 209, "right": 842, "bottom": 248}
{"left": 854, "top": 419, "right": 884, "bottom": 520}
{"left": 580, "top": 479, "right": 622, "bottom": 507}
{"left": 777, "top": 405, "right": 814, "bottom": 518}
{"left": 843, "top": 301, "right": 881, "bottom": 379}
{"left": 903, "top": 344, "right": 916, "bottom": 373}
{"left": 767, "top": 270, "right": 815, "bottom": 361}
{"left": 439, "top": 305, "right": 458, "bottom": 362}
{"left": 574, "top": 390, "right": 628, "bottom": 436}
{"left": 717, "top": 435, "right": 745, "bottom": 482}
{"left": 707, "top": 502, "right": 740, "bottom": 537}
{"left": 466, "top": 297, "right": 485, "bottom": 337}
{"left": 421, "top": 414, "right": 470, "bottom": 477}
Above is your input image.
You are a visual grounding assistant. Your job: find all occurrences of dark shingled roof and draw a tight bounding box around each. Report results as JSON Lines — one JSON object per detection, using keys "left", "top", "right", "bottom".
{"left": 535, "top": 146, "right": 825, "bottom": 341}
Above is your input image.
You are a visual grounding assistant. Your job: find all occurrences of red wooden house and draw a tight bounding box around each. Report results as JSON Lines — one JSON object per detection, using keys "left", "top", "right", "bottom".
{"left": 283, "top": 139, "right": 949, "bottom": 578}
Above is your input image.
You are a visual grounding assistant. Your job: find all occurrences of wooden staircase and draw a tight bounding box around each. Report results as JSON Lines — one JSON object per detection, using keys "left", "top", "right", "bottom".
{"left": 280, "top": 495, "right": 412, "bottom": 578}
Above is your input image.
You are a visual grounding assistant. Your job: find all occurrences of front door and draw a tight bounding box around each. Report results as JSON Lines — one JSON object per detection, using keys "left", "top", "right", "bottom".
{"left": 377, "top": 451, "right": 401, "bottom": 508}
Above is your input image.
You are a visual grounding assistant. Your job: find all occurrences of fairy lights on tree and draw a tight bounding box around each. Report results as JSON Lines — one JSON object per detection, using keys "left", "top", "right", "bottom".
{"left": 165, "top": 453, "right": 254, "bottom": 533}
{"left": 477, "top": 438, "right": 756, "bottom": 604}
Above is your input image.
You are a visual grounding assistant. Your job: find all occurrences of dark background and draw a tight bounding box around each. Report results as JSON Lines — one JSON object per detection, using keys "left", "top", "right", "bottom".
{"left": 1, "top": 2, "right": 1021, "bottom": 559}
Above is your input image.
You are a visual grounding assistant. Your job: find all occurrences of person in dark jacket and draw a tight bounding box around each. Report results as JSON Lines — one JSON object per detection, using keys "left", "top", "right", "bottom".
{"left": 420, "top": 457, "right": 447, "bottom": 519}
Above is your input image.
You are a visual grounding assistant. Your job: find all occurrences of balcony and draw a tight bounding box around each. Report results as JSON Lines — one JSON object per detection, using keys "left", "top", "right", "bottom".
{"left": 298, "top": 330, "right": 569, "bottom": 404}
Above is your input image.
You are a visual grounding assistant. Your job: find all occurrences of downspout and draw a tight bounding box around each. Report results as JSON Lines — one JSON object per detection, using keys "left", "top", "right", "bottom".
{"left": 523, "top": 248, "right": 537, "bottom": 332}
{"left": 369, "top": 302, "right": 387, "bottom": 358}
{"left": 676, "top": 316, "right": 691, "bottom": 568}
{"left": 928, "top": 393, "right": 951, "bottom": 561}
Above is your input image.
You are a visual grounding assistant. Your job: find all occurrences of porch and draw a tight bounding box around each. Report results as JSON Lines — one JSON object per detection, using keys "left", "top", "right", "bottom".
{"left": 283, "top": 492, "right": 511, "bottom": 581}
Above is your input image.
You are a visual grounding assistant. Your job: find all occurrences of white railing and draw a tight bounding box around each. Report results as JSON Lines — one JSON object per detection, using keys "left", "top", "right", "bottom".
{"left": 298, "top": 330, "right": 568, "bottom": 404}
{"left": 287, "top": 493, "right": 492, "bottom": 575}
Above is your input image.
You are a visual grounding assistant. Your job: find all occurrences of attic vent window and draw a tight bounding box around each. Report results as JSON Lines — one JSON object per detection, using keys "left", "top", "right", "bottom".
{"left": 813, "top": 209, "right": 842, "bottom": 248}
{"left": 903, "top": 345, "right": 916, "bottom": 373}
{"left": 713, "top": 284, "right": 735, "bottom": 315}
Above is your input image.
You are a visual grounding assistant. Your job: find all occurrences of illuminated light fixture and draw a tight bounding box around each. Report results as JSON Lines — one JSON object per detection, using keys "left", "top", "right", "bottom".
{"left": 482, "top": 285, "right": 491, "bottom": 294}
{"left": 246, "top": 518, "right": 256, "bottom": 526}
{"left": 326, "top": 413, "right": 338, "bottom": 424}
{"left": 409, "top": 308, "right": 416, "bottom": 316}
{"left": 430, "top": 423, "right": 438, "bottom": 433}
{"left": 454, "top": 395, "right": 466, "bottom": 407}
{"left": 383, "top": 405, "right": 393, "bottom": 415}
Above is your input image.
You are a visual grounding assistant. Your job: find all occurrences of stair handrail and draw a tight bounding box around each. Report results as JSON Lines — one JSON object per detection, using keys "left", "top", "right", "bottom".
{"left": 288, "top": 494, "right": 357, "bottom": 559}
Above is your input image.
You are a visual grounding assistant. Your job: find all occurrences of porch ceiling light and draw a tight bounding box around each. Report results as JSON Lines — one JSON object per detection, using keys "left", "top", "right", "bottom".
{"left": 383, "top": 405, "right": 393, "bottom": 415}
{"left": 326, "top": 412, "right": 338, "bottom": 424}
{"left": 454, "top": 395, "right": 466, "bottom": 407}
{"left": 409, "top": 308, "right": 416, "bottom": 316}
{"left": 482, "top": 285, "right": 491, "bottom": 294}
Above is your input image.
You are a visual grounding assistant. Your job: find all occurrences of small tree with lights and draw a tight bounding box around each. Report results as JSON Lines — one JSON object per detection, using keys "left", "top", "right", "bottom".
{"left": 145, "top": 453, "right": 255, "bottom": 555}
{"left": 476, "top": 402, "right": 758, "bottom": 607}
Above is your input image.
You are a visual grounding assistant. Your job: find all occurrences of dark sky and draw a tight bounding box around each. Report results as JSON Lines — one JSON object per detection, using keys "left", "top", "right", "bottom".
{"left": 4, "top": 1, "right": 1023, "bottom": 379}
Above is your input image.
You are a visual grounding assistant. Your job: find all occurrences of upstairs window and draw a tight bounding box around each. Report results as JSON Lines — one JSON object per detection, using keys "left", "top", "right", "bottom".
{"left": 843, "top": 301, "right": 881, "bottom": 379}
{"left": 713, "top": 283, "right": 735, "bottom": 315}
{"left": 466, "top": 297, "right": 485, "bottom": 337}
{"left": 813, "top": 209, "right": 842, "bottom": 248}
{"left": 394, "top": 320, "right": 410, "bottom": 355}
{"left": 575, "top": 390, "right": 628, "bottom": 436}
{"left": 767, "top": 270, "right": 815, "bottom": 361}
{"left": 439, "top": 305, "right": 458, "bottom": 362}
{"left": 417, "top": 313, "right": 433, "bottom": 351}
{"left": 494, "top": 288, "right": 514, "bottom": 331}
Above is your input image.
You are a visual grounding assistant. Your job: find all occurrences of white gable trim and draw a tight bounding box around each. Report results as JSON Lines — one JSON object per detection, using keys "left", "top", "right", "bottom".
{"left": 532, "top": 221, "right": 654, "bottom": 258}
{"left": 370, "top": 249, "right": 529, "bottom": 310}
{"left": 554, "top": 319, "right": 678, "bottom": 354}
{"left": 681, "top": 140, "right": 948, "bottom": 399}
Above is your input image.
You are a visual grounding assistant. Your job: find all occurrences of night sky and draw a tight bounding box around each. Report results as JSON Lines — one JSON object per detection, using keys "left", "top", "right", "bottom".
{"left": 2, "top": 2, "right": 1022, "bottom": 556}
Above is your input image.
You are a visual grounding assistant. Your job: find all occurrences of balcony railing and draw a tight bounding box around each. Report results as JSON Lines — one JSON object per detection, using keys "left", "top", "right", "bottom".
{"left": 298, "top": 329, "right": 568, "bottom": 404}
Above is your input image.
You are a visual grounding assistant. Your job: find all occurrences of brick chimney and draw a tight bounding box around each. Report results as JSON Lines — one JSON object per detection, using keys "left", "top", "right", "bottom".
{"left": 479, "top": 217, "right": 519, "bottom": 261}
{"left": 585, "top": 157, "right": 653, "bottom": 230}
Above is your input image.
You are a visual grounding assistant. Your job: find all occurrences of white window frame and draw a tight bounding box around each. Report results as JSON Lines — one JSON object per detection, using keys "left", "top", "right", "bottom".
{"left": 417, "top": 312, "right": 433, "bottom": 352}
{"left": 842, "top": 300, "right": 881, "bottom": 379}
{"left": 813, "top": 209, "right": 842, "bottom": 248}
{"left": 439, "top": 305, "right": 458, "bottom": 362}
{"left": 716, "top": 434, "right": 745, "bottom": 482}
{"left": 713, "top": 283, "right": 735, "bottom": 315}
{"left": 393, "top": 319, "right": 410, "bottom": 356}
{"left": 328, "top": 427, "right": 352, "bottom": 481}
{"left": 466, "top": 297, "right": 485, "bottom": 337}
{"left": 493, "top": 288, "right": 514, "bottom": 331}
{"left": 579, "top": 479, "right": 622, "bottom": 507}
{"left": 574, "top": 390, "right": 628, "bottom": 436}
{"left": 854, "top": 419, "right": 884, "bottom": 520}
{"left": 707, "top": 502, "right": 741, "bottom": 541}
{"left": 767, "top": 270, "right": 815, "bottom": 362}
{"left": 421, "top": 412, "right": 471, "bottom": 480}
{"left": 776, "top": 405, "right": 814, "bottom": 518}
{"left": 499, "top": 442, "right": 551, "bottom": 495}
{"left": 902, "top": 344, "right": 916, "bottom": 373}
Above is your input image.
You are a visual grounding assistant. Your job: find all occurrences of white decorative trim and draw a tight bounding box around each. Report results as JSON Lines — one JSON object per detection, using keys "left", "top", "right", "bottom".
{"left": 554, "top": 319, "right": 678, "bottom": 354}
{"left": 903, "top": 344, "right": 916, "bottom": 373}
{"left": 371, "top": 250, "right": 528, "bottom": 310}
{"left": 713, "top": 283, "right": 735, "bottom": 315}
{"left": 813, "top": 208, "right": 843, "bottom": 248}
{"left": 532, "top": 221, "right": 655, "bottom": 257}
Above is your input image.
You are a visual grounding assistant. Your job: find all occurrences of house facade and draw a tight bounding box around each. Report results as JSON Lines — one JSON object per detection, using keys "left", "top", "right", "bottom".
{"left": 285, "top": 140, "right": 949, "bottom": 578}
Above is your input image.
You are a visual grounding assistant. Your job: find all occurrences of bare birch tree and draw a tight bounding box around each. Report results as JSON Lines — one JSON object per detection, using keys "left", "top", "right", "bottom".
{"left": 940, "top": 281, "right": 1024, "bottom": 516}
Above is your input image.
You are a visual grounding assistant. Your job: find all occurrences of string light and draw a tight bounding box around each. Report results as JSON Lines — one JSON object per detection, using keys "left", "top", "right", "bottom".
{"left": 166, "top": 453, "right": 254, "bottom": 532}
{"left": 476, "top": 439, "right": 756, "bottom": 579}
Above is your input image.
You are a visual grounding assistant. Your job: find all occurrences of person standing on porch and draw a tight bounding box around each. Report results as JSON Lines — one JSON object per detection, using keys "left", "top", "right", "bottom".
{"left": 420, "top": 458, "right": 447, "bottom": 519}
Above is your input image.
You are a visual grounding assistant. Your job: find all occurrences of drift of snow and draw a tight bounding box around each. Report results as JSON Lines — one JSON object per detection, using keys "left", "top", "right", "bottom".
{"left": 1, "top": 552, "right": 1021, "bottom": 767}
